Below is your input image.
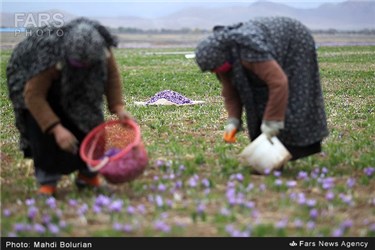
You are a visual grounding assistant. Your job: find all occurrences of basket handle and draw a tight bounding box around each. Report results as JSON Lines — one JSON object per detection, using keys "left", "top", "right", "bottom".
{"left": 88, "top": 156, "right": 109, "bottom": 172}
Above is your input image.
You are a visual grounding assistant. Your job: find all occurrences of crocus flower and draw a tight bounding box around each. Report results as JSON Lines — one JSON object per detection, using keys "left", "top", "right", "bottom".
{"left": 331, "top": 228, "right": 344, "bottom": 237}
{"left": 309, "top": 209, "right": 319, "bottom": 220}
{"left": 108, "top": 200, "right": 123, "bottom": 212}
{"left": 346, "top": 178, "right": 356, "bottom": 188}
{"left": 113, "top": 222, "right": 122, "bottom": 231}
{"left": 157, "top": 183, "right": 167, "bottom": 192}
{"left": 188, "top": 177, "right": 198, "bottom": 188}
{"left": 25, "top": 198, "right": 35, "bottom": 206}
{"left": 155, "top": 195, "right": 164, "bottom": 207}
{"left": 275, "top": 179, "right": 283, "bottom": 186}
{"left": 286, "top": 180, "right": 297, "bottom": 188}
{"left": 306, "top": 199, "right": 317, "bottom": 207}
{"left": 68, "top": 199, "right": 78, "bottom": 207}
{"left": 45, "top": 197, "right": 57, "bottom": 209}
{"left": 127, "top": 206, "right": 136, "bottom": 215}
{"left": 201, "top": 178, "right": 210, "bottom": 188}
{"left": 95, "top": 195, "right": 111, "bottom": 207}
{"left": 325, "top": 191, "right": 335, "bottom": 201}
{"left": 3, "top": 209, "right": 11, "bottom": 217}
{"left": 235, "top": 173, "right": 244, "bottom": 182}
{"left": 33, "top": 224, "right": 46, "bottom": 234}
{"left": 196, "top": 203, "right": 206, "bottom": 214}
{"left": 27, "top": 206, "right": 38, "bottom": 220}
{"left": 293, "top": 219, "right": 304, "bottom": 228}
{"left": 47, "top": 224, "right": 60, "bottom": 234}
{"left": 123, "top": 224, "right": 133, "bottom": 233}
{"left": 297, "top": 171, "right": 308, "bottom": 180}
{"left": 363, "top": 167, "right": 374, "bottom": 176}
{"left": 275, "top": 219, "right": 288, "bottom": 229}
{"left": 153, "top": 220, "right": 171, "bottom": 233}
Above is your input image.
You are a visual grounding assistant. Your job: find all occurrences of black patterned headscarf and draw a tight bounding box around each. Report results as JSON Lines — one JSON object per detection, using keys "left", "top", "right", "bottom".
{"left": 6, "top": 17, "right": 118, "bottom": 155}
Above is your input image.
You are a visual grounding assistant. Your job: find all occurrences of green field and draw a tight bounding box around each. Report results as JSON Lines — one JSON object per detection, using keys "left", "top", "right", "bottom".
{"left": 0, "top": 46, "right": 374, "bottom": 237}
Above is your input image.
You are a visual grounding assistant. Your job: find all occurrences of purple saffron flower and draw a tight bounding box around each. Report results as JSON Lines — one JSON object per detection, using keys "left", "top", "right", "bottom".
{"left": 78, "top": 204, "right": 89, "bottom": 215}
{"left": 14, "top": 223, "right": 27, "bottom": 232}
{"left": 42, "top": 214, "right": 51, "bottom": 224}
{"left": 137, "top": 204, "right": 146, "bottom": 214}
{"left": 92, "top": 205, "right": 102, "bottom": 214}
{"left": 95, "top": 195, "right": 111, "bottom": 207}
{"left": 369, "top": 223, "right": 375, "bottom": 232}
{"left": 127, "top": 205, "right": 136, "bottom": 215}
{"left": 155, "top": 195, "right": 164, "bottom": 207}
{"left": 226, "top": 188, "right": 236, "bottom": 200}
{"left": 346, "top": 178, "right": 356, "bottom": 188}
{"left": 293, "top": 219, "right": 304, "bottom": 228}
{"left": 8, "top": 232, "right": 17, "bottom": 237}
{"left": 325, "top": 191, "right": 335, "bottom": 201}
{"left": 27, "top": 206, "right": 38, "bottom": 220}
{"left": 263, "top": 168, "right": 272, "bottom": 175}
{"left": 201, "top": 178, "right": 210, "bottom": 188}
{"left": 59, "top": 221, "right": 67, "bottom": 228}
{"left": 113, "top": 222, "right": 122, "bottom": 231}
{"left": 157, "top": 183, "right": 167, "bottom": 192}
{"left": 331, "top": 228, "right": 344, "bottom": 237}
{"left": 196, "top": 203, "right": 206, "bottom": 214}
{"left": 155, "top": 159, "right": 165, "bottom": 168}
{"left": 146, "top": 90, "right": 193, "bottom": 105}
{"left": 274, "top": 171, "right": 282, "bottom": 177}
{"left": 339, "top": 194, "right": 353, "bottom": 205}
{"left": 68, "top": 199, "right": 78, "bottom": 207}
{"left": 179, "top": 165, "right": 186, "bottom": 172}
{"left": 246, "top": 183, "right": 254, "bottom": 192}
{"left": 306, "top": 199, "right": 317, "bottom": 207}
{"left": 25, "top": 198, "right": 35, "bottom": 206}
{"left": 45, "top": 197, "right": 56, "bottom": 209}
{"left": 297, "top": 171, "right": 308, "bottom": 180}
{"left": 225, "top": 224, "right": 236, "bottom": 234}
{"left": 259, "top": 184, "right": 267, "bottom": 191}
{"left": 154, "top": 220, "right": 171, "bottom": 233}
{"left": 297, "top": 193, "right": 306, "bottom": 205}
{"left": 175, "top": 180, "right": 183, "bottom": 189}
{"left": 236, "top": 173, "right": 244, "bottom": 182}
{"left": 286, "top": 180, "right": 297, "bottom": 188}
{"left": 245, "top": 201, "right": 255, "bottom": 209}
{"left": 33, "top": 223, "right": 46, "bottom": 234}
{"left": 274, "top": 179, "right": 283, "bottom": 186}
{"left": 275, "top": 219, "right": 288, "bottom": 229}
{"left": 123, "top": 224, "right": 133, "bottom": 233}
{"left": 47, "top": 224, "right": 60, "bottom": 234}
{"left": 309, "top": 209, "right": 319, "bottom": 220}
{"left": 188, "top": 177, "right": 198, "bottom": 188}
{"left": 3, "top": 209, "right": 11, "bottom": 217}
{"left": 306, "top": 221, "right": 316, "bottom": 230}
{"left": 109, "top": 200, "right": 123, "bottom": 212}
{"left": 364, "top": 167, "right": 374, "bottom": 176}
{"left": 220, "top": 207, "right": 231, "bottom": 216}
{"left": 340, "top": 220, "right": 353, "bottom": 229}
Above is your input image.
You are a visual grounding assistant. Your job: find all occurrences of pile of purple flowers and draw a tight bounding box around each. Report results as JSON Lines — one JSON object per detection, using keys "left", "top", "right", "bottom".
{"left": 145, "top": 90, "right": 193, "bottom": 105}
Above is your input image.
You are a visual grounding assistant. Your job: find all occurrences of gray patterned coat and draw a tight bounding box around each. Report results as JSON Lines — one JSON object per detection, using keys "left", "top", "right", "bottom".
{"left": 6, "top": 17, "right": 118, "bottom": 155}
{"left": 195, "top": 17, "right": 329, "bottom": 147}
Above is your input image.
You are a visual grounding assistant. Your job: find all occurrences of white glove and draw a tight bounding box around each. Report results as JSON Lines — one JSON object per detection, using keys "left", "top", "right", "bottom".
{"left": 261, "top": 120, "right": 284, "bottom": 139}
{"left": 223, "top": 117, "right": 241, "bottom": 143}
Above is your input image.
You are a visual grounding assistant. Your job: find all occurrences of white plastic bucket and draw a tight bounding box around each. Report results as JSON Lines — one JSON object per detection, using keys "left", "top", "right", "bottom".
{"left": 238, "top": 133, "right": 292, "bottom": 174}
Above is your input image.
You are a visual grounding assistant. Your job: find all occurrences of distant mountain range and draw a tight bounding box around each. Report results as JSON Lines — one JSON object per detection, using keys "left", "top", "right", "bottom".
{"left": 1, "top": 0, "right": 374, "bottom": 30}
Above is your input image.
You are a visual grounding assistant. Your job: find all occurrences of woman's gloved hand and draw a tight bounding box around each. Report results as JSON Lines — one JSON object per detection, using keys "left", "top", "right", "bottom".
{"left": 223, "top": 117, "right": 241, "bottom": 143}
{"left": 261, "top": 120, "right": 284, "bottom": 139}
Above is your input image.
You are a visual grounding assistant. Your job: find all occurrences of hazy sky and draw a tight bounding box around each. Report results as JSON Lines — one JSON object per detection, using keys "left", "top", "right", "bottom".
{"left": 2, "top": 0, "right": 352, "bottom": 18}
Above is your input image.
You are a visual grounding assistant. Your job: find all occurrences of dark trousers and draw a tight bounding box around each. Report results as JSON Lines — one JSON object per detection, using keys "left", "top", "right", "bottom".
{"left": 24, "top": 111, "right": 96, "bottom": 186}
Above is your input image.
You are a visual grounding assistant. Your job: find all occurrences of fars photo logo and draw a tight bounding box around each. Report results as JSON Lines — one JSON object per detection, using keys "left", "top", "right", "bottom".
{"left": 12, "top": 12, "right": 65, "bottom": 36}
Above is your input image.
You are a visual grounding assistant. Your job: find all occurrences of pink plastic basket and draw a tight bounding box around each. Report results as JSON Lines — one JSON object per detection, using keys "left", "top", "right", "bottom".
{"left": 80, "top": 119, "right": 148, "bottom": 184}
